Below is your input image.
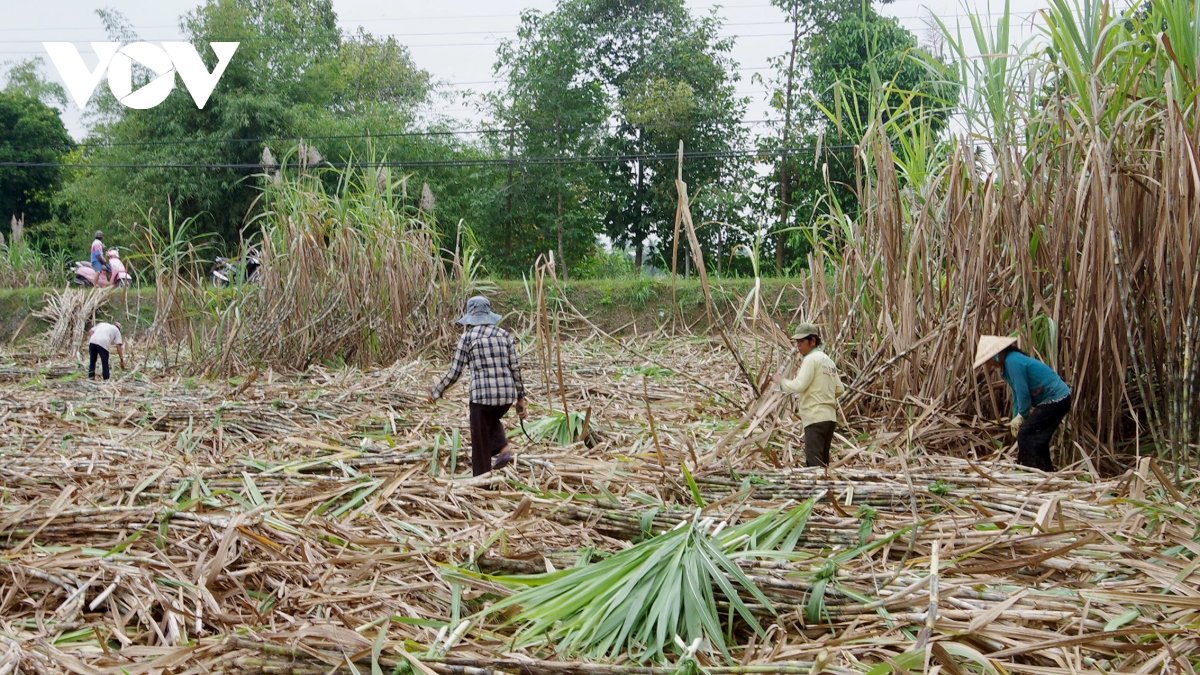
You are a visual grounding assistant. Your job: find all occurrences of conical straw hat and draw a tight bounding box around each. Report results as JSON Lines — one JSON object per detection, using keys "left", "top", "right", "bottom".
{"left": 973, "top": 335, "right": 1018, "bottom": 369}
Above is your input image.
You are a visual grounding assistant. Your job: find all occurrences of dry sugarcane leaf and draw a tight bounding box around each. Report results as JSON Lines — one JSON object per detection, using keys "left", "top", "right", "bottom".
{"left": 987, "top": 628, "right": 1174, "bottom": 658}
{"left": 949, "top": 532, "right": 1099, "bottom": 575}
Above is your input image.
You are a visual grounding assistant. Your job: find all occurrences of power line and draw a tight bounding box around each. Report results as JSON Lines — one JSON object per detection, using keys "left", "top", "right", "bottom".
{"left": 0, "top": 3, "right": 785, "bottom": 34}
{"left": 10, "top": 117, "right": 826, "bottom": 151}
{"left": 0, "top": 32, "right": 803, "bottom": 54}
{"left": 0, "top": 143, "right": 854, "bottom": 169}
{"left": 0, "top": 5, "right": 1043, "bottom": 35}
{"left": 1, "top": 21, "right": 808, "bottom": 43}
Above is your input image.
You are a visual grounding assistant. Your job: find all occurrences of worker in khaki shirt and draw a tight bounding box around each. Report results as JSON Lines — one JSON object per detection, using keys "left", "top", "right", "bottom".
{"left": 770, "top": 323, "right": 845, "bottom": 467}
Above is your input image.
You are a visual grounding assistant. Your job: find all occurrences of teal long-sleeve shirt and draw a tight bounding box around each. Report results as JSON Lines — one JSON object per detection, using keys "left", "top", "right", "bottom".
{"left": 1001, "top": 351, "right": 1071, "bottom": 417}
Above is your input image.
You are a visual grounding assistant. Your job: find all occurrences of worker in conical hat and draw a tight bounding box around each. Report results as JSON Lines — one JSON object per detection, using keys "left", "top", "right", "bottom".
{"left": 974, "top": 336, "right": 1072, "bottom": 471}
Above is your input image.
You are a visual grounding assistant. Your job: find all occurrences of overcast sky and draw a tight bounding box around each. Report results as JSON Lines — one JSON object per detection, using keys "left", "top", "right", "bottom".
{"left": 1, "top": 0, "right": 1047, "bottom": 140}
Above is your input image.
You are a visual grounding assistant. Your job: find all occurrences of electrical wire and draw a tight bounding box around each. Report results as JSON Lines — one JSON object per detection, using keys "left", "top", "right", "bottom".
{"left": 0, "top": 143, "right": 855, "bottom": 169}
{"left": 0, "top": 7, "right": 1042, "bottom": 35}
{"left": 0, "top": 3, "right": 788, "bottom": 34}
{"left": 6, "top": 117, "right": 832, "bottom": 152}
{"left": 0, "top": 9, "right": 1044, "bottom": 54}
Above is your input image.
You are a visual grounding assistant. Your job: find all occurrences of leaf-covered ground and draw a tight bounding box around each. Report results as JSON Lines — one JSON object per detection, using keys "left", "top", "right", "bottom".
{"left": 0, "top": 335, "right": 1196, "bottom": 675}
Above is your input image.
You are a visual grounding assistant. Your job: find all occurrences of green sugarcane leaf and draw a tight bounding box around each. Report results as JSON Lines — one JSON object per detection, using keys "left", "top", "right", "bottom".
{"left": 806, "top": 577, "right": 829, "bottom": 624}
{"left": 833, "top": 523, "right": 916, "bottom": 565}
{"left": 389, "top": 616, "right": 447, "bottom": 630}
{"left": 332, "top": 480, "right": 382, "bottom": 518}
{"left": 242, "top": 472, "right": 266, "bottom": 507}
{"left": 639, "top": 507, "right": 661, "bottom": 537}
{"left": 370, "top": 625, "right": 386, "bottom": 675}
{"left": 473, "top": 518, "right": 776, "bottom": 663}
{"left": 684, "top": 545, "right": 727, "bottom": 658}
{"left": 103, "top": 530, "right": 142, "bottom": 559}
{"left": 700, "top": 544, "right": 771, "bottom": 628}
{"left": 169, "top": 477, "right": 192, "bottom": 503}
{"left": 1105, "top": 607, "right": 1140, "bottom": 631}
{"left": 681, "top": 463, "right": 705, "bottom": 507}
{"left": 130, "top": 467, "right": 168, "bottom": 504}
{"left": 703, "top": 535, "right": 774, "bottom": 611}
{"left": 856, "top": 505, "right": 878, "bottom": 547}
{"left": 932, "top": 642, "right": 1002, "bottom": 675}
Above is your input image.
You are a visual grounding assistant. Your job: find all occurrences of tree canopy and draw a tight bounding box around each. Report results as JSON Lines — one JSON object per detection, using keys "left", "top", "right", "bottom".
{"left": 487, "top": 0, "right": 749, "bottom": 276}
{"left": 756, "top": 2, "right": 959, "bottom": 273}
{"left": 58, "top": 0, "right": 437, "bottom": 249}
{"left": 4, "top": 0, "right": 962, "bottom": 278}
{"left": 0, "top": 90, "right": 73, "bottom": 231}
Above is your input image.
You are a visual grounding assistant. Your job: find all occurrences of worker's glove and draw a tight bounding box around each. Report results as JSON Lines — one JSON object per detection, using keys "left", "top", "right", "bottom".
{"left": 1008, "top": 414, "right": 1025, "bottom": 437}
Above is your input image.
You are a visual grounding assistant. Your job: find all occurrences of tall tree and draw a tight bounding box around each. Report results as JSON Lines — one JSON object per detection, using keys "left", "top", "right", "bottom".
{"left": 807, "top": 7, "right": 958, "bottom": 134}
{"left": 758, "top": 3, "right": 959, "bottom": 273}
{"left": 578, "top": 0, "right": 746, "bottom": 273}
{"left": 60, "top": 1, "right": 437, "bottom": 247}
{"left": 3, "top": 57, "right": 69, "bottom": 110}
{"left": 0, "top": 90, "right": 73, "bottom": 230}
{"left": 492, "top": 0, "right": 747, "bottom": 275}
{"left": 490, "top": 9, "right": 607, "bottom": 278}
{"left": 757, "top": 0, "right": 862, "bottom": 274}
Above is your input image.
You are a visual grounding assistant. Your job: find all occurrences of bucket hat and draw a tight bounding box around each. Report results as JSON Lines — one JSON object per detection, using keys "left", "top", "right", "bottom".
{"left": 973, "top": 335, "right": 1019, "bottom": 369}
{"left": 457, "top": 295, "right": 502, "bottom": 326}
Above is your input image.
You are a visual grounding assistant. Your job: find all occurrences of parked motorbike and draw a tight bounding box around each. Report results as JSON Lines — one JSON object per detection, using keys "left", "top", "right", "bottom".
{"left": 74, "top": 249, "right": 133, "bottom": 288}
{"left": 211, "top": 251, "right": 262, "bottom": 287}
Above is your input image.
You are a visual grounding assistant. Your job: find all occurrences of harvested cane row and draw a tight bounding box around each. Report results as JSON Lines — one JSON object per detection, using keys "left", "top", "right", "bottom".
{"left": 1, "top": 334, "right": 1197, "bottom": 675}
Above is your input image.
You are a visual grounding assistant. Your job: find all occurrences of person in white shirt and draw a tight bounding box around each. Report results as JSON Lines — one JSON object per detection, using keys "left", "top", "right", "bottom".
{"left": 86, "top": 322, "right": 126, "bottom": 381}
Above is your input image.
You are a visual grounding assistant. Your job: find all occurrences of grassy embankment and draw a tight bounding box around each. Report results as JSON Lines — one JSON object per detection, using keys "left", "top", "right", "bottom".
{"left": 0, "top": 277, "right": 807, "bottom": 343}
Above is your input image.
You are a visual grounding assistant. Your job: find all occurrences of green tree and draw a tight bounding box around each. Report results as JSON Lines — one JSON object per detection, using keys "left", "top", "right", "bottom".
{"left": 491, "top": 0, "right": 748, "bottom": 276}
{"left": 0, "top": 90, "right": 73, "bottom": 231}
{"left": 755, "top": 0, "right": 863, "bottom": 274}
{"left": 758, "top": 4, "right": 959, "bottom": 273}
{"left": 3, "top": 57, "right": 69, "bottom": 110}
{"left": 489, "top": 8, "right": 608, "bottom": 278}
{"left": 809, "top": 7, "right": 958, "bottom": 234}
{"left": 577, "top": 0, "right": 747, "bottom": 273}
{"left": 61, "top": 1, "right": 437, "bottom": 248}
{"left": 807, "top": 7, "right": 958, "bottom": 133}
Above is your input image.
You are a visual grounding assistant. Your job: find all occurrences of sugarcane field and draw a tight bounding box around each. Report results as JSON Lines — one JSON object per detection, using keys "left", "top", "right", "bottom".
{"left": 2, "top": 197, "right": 1198, "bottom": 675}
{"left": 3, "top": 0, "right": 1200, "bottom": 673}
{"left": 2, "top": 286, "right": 1195, "bottom": 675}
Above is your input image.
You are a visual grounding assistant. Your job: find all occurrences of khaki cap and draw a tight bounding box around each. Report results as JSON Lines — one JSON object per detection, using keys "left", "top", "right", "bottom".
{"left": 791, "top": 322, "right": 820, "bottom": 340}
{"left": 973, "top": 335, "right": 1018, "bottom": 369}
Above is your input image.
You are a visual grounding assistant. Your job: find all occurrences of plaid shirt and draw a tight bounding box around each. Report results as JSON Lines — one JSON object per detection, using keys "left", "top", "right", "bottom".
{"left": 431, "top": 325, "right": 526, "bottom": 406}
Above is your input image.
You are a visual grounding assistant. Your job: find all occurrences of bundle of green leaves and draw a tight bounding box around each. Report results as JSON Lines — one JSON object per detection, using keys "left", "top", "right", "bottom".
{"left": 475, "top": 500, "right": 818, "bottom": 663}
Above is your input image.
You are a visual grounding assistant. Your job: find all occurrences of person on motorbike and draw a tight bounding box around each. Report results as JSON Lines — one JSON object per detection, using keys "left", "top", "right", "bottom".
{"left": 90, "top": 231, "right": 110, "bottom": 283}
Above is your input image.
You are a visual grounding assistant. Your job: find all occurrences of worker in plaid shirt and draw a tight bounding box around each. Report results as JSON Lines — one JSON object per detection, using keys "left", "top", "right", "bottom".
{"left": 430, "top": 296, "right": 527, "bottom": 476}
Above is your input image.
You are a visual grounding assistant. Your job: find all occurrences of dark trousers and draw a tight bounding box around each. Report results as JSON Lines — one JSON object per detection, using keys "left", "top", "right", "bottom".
{"left": 803, "top": 421, "right": 837, "bottom": 467}
{"left": 469, "top": 402, "right": 511, "bottom": 477}
{"left": 1017, "top": 395, "right": 1071, "bottom": 471}
{"left": 88, "top": 344, "right": 110, "bottom": 380}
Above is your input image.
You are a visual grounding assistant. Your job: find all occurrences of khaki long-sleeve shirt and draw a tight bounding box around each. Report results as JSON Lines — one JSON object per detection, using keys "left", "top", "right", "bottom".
{"left": 779, "top": 347, "right": 844, "bottom": 427}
